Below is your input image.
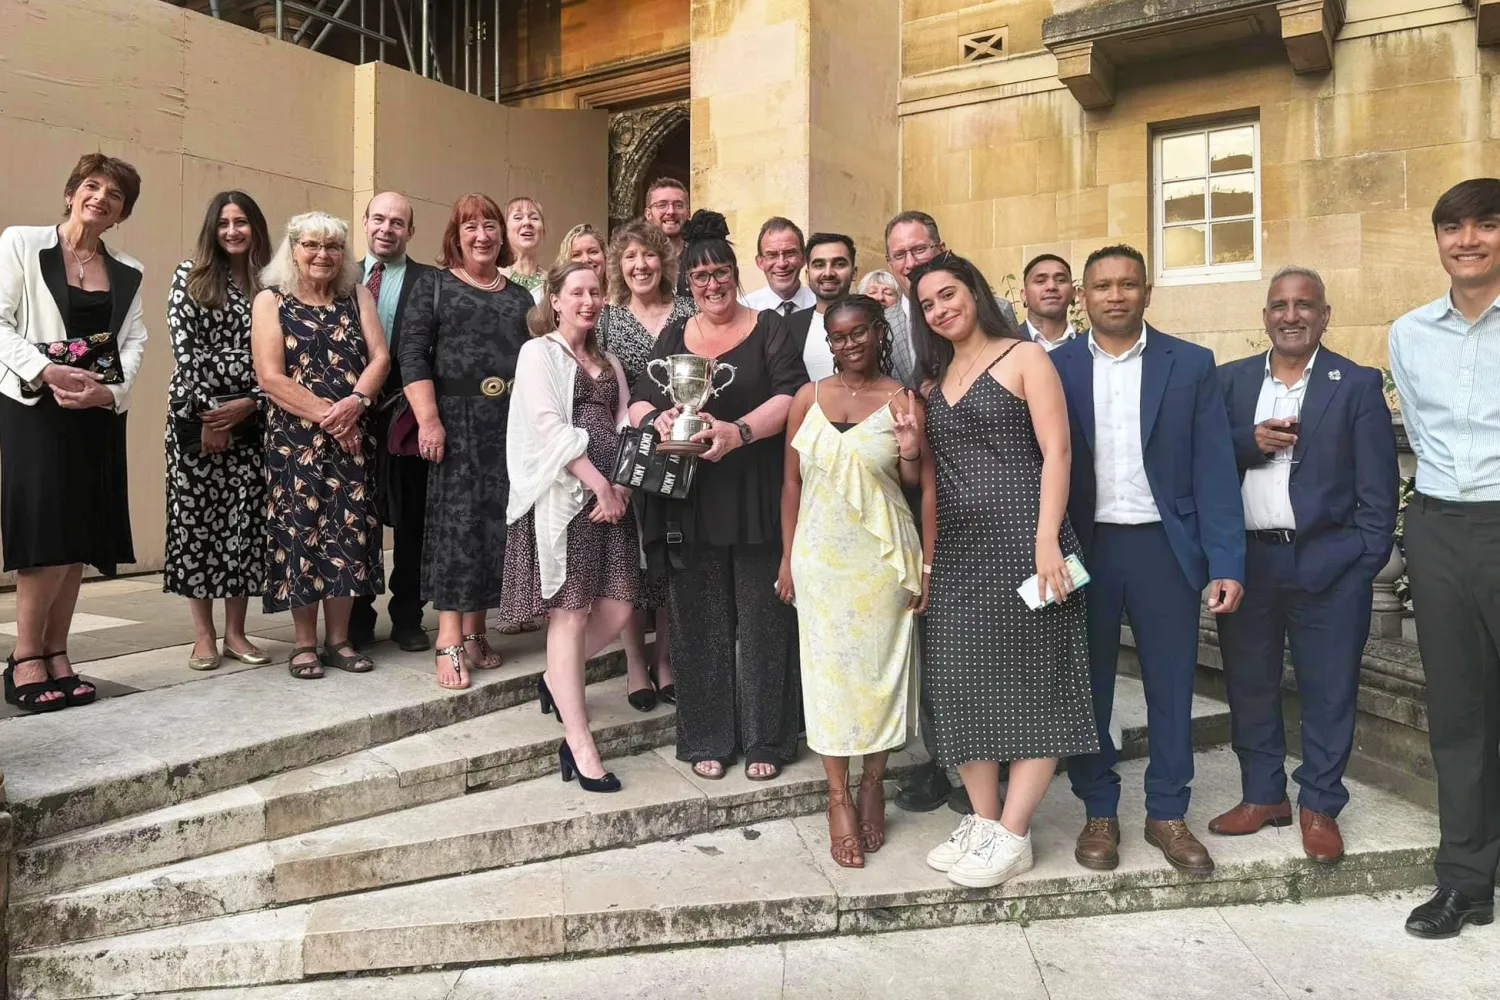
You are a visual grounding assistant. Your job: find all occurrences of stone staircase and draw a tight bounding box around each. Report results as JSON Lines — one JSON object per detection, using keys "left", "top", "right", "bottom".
{"left": 6, "top": 652, "right": 1437, "bottom": 999}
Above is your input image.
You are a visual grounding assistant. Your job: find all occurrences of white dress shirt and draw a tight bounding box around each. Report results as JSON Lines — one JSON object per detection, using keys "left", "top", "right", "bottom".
{"left": 1090, "top": 327, "right": 1159, "bottom": 524}
{"left": 801, "top": 308, "right": 835, "bottom": 381}
{"left": 744, "top": 283, "right": 815, "bottom": 315}
{"left": 1241, "top": 349, "right": 1317, "bottom": 531}
{"left": 1026, "top": 317, "right": 1075, "bottom": 352}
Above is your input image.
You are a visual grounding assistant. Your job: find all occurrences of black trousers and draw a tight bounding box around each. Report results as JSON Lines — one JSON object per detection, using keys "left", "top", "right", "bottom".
{"left": 353, "top": 453, "right": 428, "bottom": 633}
{"left": 1405, "top": 494, "right": 1500, "bottom": 899}
{"left": 667, "top": 543, "right": 800, "bottom": 765}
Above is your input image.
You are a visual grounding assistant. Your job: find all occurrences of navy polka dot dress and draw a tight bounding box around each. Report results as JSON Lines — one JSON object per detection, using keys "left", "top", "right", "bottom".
{"left": 923, "top": 368, "right": 1099, "bottom": 766}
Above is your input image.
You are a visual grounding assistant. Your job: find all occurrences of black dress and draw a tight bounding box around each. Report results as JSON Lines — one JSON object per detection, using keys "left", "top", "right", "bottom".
{"left": 162, "top": 262, "right": 266, "bottom": 599}
{"left": 922, "top": 370, "right": 1099, "bottom": 765}
{"left": 398, "top": 269, "right": 531, "bottom": 612}
{"left": 261, "top": 289, "right": 384, "bottom": 613}
{"left": 0, "top": 286, "right": 133, "bottom": 575}
{"left": 631, "top": 310, "right": 808, "bottom": 766}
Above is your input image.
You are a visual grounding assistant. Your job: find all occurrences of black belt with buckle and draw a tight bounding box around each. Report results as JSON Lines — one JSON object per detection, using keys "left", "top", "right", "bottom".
{"left": 1248, "top": 529, "right": 1296, "bottom": 544}
{"left": 435, "top": 376, "right": 509, "bottom": 398}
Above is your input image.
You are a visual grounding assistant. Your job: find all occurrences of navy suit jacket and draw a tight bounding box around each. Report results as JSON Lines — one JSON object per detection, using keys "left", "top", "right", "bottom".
{"left": 1218, "top": 348, "right": 1398, "bottom": 593}
{"left": 1051, "top": 327, "right": 1245, "bottom": 590}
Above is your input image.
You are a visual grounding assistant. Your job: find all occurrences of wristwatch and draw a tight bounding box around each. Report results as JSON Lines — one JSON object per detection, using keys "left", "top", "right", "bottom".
{"left": 735, "top": 419, "right": 753, "bottom": 444}
{"left": 352, "top": 390, "right": 372, "bottom": 409}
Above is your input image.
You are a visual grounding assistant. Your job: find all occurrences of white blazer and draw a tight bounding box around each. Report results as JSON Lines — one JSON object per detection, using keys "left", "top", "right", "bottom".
{"left": 0, "top": 225, "right": 148, "bottom": 411}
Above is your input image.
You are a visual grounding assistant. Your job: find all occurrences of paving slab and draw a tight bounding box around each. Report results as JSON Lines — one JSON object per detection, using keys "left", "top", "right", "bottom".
{"left": 779, "top": 923, "right": 1049, "bottom": 999}
{"left": 145, "top": 975, "right": 462, "bottom": 1000}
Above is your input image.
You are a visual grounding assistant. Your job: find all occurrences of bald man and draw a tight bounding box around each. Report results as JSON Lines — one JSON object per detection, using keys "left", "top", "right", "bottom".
{"left": 351, "top": 192, "right": 435, "bottom": 652}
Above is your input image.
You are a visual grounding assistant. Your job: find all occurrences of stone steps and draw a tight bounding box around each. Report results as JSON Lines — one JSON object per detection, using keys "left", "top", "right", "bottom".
{"left": 10, "top": 747, "right": 1437, "bottom": 1000}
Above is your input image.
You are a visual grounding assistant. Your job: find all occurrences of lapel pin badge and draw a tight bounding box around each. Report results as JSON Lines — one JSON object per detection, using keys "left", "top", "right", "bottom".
{"left": 1327, "top": 369, "right": 1342, "bottom": 381}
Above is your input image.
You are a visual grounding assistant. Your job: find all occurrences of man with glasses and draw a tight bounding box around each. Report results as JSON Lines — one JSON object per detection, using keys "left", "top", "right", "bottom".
{"left": 745, "top": 217, "right": 815, "bottom": 315}
{"left": 643, "top": 177, "right": 690, "bottom": 295}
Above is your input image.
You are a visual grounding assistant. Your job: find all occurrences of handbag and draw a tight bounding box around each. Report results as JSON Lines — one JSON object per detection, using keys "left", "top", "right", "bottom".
{"left": 385, "top": 268, "right": 437, "bottom": 457}
{"left": 611, "top": 423, "right": 697, "bottom": 499}
{"left": 21, "top": 332, "right": 122, "bottom": 398}
{"left": 174, "top": 393, "right": 262, "bottom": 456}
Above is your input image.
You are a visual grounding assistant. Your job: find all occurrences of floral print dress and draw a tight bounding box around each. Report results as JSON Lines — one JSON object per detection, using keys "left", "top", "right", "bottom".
{"left": 261, "top": 287, "right": 384, "bottom": 613}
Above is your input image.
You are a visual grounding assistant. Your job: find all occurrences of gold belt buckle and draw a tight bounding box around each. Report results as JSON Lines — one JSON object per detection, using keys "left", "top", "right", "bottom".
{"left": 480, "top": 376, "right": 507, "bottom": 398}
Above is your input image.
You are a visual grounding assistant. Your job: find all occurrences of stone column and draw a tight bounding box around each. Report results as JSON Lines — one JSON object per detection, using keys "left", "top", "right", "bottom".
{"left": 689, "top": 0, "right": 899, "bottom": 289}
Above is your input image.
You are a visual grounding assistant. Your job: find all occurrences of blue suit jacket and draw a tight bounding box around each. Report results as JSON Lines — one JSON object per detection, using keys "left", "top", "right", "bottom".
{"left": 1218, "top": 348, "right": 1398, "bottom": 593}
{"left": 1051, "top": 327, "right": 1245, "bottom": 590}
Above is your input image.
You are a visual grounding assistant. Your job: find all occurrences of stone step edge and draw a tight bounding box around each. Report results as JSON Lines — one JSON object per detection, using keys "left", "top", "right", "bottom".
{"left": 12, "top": 653, "right": 640, "bottom": 900}
{"left": 9, "top": 750, "right": 925, "bottom": 953}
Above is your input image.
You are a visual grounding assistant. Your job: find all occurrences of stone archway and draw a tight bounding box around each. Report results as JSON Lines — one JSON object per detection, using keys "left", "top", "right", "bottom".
{"left": 608, "top": 102, "right": 689, "bottom": 233}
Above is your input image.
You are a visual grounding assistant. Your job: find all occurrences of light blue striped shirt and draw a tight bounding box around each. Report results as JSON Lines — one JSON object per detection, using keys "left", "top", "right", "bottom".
{"left": 1388, "top": 291, "right": 1500, "bottom": 501}
{"left": 362, "top": 254, "right": 407, "bottom": 338}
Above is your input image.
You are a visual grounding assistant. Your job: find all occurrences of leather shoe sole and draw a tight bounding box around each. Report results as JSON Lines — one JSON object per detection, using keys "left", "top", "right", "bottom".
{"left": 1073, "top": 849, "right": 1119, "bottom": 871}
{"left": 1406, "top": 903, "right": 1494, "bottom": 940}
{"left": 1144, "top": 827, "right": 1215, "bottom": 876}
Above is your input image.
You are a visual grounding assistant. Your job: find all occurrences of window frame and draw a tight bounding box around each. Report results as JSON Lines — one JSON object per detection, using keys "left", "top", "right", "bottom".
{"left": 1151, "top": 119, "right": 1262, "bottom": 287}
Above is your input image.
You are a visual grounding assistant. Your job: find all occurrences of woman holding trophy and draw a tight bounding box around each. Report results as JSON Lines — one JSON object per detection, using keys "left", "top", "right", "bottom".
{"left": 628, "top": 211, "right": 808, "bottom": 781}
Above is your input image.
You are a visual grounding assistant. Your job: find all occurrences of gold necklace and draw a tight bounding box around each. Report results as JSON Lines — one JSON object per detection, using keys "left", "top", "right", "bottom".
{"left": 459, "top": 267, "right": 503, "bottom": 291}
{"left": 63, "top": 234, "right": 98, "bottom": 282}
{"left": 839, "top": 371, "right": 879, "bottom": 396}
{"left": 954, "top": 344, "right": 1000, "bottom": 389}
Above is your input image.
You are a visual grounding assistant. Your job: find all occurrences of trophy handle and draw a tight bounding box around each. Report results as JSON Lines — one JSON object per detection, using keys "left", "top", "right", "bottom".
{"left": 709, "top": 362, "right": 737, "bottom": 398}
{"left": 646, "top": 357, "right": 673, "bottom": 398}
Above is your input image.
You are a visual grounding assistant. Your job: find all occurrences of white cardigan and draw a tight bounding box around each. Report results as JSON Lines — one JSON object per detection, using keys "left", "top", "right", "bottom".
{"left": 0, "top": 225, "right": 148, "bottom": 411}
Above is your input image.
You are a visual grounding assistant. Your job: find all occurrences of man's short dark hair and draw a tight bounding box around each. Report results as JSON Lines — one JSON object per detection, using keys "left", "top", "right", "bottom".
{"left": 757, "top": 216, "right": 806, "bottom": 256}
{"left": 1432, "top": 178, "right": 1500, "bottom": 228}
{"left": 805, "top": 232, "right": 856, "bottom": 267}
{"left": 1083, "top": 244, "right": 1148, "bottom": 282}
{"left": 1023, "top": 253, "right": 1071, "bottom": 281}
{"left": 884, "top": 210, "right": 941, "bottom": 247}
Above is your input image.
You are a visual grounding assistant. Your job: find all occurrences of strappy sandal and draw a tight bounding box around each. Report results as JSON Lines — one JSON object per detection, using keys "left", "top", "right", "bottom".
{"left": 287, "top": 646, "right": 324, "bottom": 680}
{"left": 462, "top": 632, "right": 502, "bottom": 670}
{"left": 827, "top": 785, "right": 865, "bottom": 869}
{"left": 856, "top": 770, "right": 887, "bottom": 854}
{"left": 692, "top": 760, "right": 727, "bottom": 780}
{"left": 435, "top": 644, "right": 469, "bottom": 690}
{"left": 4, "top": 654, "right": 67, "bottom": 713}
{"left": 44, "top": 650, "right": 96, "bottom": 707}
{"left": 320, "top": 641, "right": 374, "bottom": 673}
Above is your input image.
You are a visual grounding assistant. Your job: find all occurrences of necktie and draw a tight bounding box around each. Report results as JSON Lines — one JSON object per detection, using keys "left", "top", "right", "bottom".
{"left": 780, "top": 300, "right": 796, "bottom": 316}
{"left": 366, "top": 260, "right": 384, "bottom": 299}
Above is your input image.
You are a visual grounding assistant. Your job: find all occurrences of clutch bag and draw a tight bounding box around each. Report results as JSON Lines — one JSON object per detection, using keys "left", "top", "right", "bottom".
{"left": 21, "top": 332, "right": 122, "bottom": 398}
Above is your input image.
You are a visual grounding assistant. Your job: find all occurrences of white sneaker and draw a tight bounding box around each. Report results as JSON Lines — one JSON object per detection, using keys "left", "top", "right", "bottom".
{"left": 926, "top": 814, "right": 979, "bottom": 872}
{"left": 947, "top": 820, "right": 1034, "bottom": 889}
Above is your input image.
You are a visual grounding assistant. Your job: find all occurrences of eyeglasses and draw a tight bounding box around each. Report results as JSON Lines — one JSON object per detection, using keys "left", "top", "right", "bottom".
{"left": 826, "top": 325, "right": 874, "bottom": 350}
{"left": 648, "top": 199, "right": 687, "bottom": 212}
{"left": 887, "top": 242, "right": 940, "bottom": 265}
{"left": 758, "top": 250, "right": 803, "bottom": 264}
{"left": 297, "top": 240, "right": 345, "bottom": 256}
{"left": 688, "top": 266, "right": 735, "bottom": 288}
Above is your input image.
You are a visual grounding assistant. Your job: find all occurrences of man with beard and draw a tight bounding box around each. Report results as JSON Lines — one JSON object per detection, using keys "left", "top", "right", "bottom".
{"left": 788, "top": 233, "right": 858, "bottom": 381}
{"left": 643, "top": 177, "right": 689, "bottom": 294}
{"left": 745, "top": 218, "right": 815, "bottom": 315}
{"left": 1022, "top": 253, "right": 1078, "bottom": 351}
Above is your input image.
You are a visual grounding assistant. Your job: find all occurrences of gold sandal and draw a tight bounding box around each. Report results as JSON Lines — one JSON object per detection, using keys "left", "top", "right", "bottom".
{"left": 435, "top": 645, "right": 470, "bottom": 690}
{"left": 463, "top": 632, "right": 502, "bottom": 670}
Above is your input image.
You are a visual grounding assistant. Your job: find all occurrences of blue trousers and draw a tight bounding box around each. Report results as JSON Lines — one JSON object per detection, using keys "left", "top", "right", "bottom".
{"left": 1215, "top": 535, "right": 1372, "bottom": 817}
{"left": 1068, "top": 522, "right": 1202, "bottom": 820}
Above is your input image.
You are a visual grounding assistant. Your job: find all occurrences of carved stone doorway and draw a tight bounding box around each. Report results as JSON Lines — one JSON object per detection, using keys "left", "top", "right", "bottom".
{"left": 608, "top": 102, "right": 689, "bottom": 234}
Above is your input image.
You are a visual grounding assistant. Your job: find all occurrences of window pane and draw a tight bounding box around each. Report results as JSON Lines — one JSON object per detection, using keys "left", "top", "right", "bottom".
{"left": 1209, "top": 127, "right": 1255, "bottom": 173}
{"left": 1161, "top": 133, "right": 1206, "bottom": 182}
{"left": 1163, "top": 180, "right": 1206, "bottom": 224}
{"left": 1210, "top": 174, "right": 1255, "bottom": 219}
{"left": 1211, "top": 220, "right": 1255, "bottom": 265}
{"left": 1164, "top": 225, "right": 1207, "bottom": 269}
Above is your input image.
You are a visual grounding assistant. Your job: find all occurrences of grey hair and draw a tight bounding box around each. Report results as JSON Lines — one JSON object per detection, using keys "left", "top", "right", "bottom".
{"left": 1268, "top": 265, "right": 1326, "bottom": 301}
{"left": 259, "top": 211, "right": 360, "bottom": 298}
{"left": 857, "top": 270, "right": 902, "bottom": 295}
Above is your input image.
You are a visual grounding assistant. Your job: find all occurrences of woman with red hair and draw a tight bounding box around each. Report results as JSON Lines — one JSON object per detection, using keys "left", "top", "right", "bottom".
{"left": 398, "top": 193, "right": 533, "bottom": 688}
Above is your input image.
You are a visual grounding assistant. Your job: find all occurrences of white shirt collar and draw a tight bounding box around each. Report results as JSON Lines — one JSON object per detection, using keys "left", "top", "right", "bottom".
{"left": 1088, "top": 325, "right": 1148, "bottom": 362}
{"left": 1026, "top": 317, "right": 1075, "bottom": 346}
{"left": 1263, "top": 346, "right": 1319, "bottom": 389}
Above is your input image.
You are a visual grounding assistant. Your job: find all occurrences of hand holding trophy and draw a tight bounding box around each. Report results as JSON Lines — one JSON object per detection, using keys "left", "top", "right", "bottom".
{"left": 646, "top": 354, "right": 738, "bottom": 455}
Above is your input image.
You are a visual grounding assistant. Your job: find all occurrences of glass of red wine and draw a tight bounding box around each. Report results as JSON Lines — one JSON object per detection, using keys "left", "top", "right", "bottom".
{"left": 1272, "top": 395, "right": 1301, "bottom": 464}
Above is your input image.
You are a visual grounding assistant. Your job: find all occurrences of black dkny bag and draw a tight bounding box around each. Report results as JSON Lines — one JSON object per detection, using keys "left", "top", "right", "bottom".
{"left": 610, "top": 423, "right": 697, "bottom": 499}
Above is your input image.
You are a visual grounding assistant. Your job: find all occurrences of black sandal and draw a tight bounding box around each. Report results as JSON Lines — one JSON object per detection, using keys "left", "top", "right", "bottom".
{"left": 44, "top": 650, "right": 95, "bottom": 707}
{"left": 287, "top": 646, "right": 325, "bottom": 680}
{"left": 744, "top": 753, "right": 782, "bottom": 782}
{"left": 320, "top": 641, "right": 374, "bottom": 673}
{"left": 4, "top": 654, "right": 66, "bottom": 713}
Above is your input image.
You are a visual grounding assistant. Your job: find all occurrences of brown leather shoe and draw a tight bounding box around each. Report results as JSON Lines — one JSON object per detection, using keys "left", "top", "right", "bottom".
{"left": 1144, "top": 819, "right": 1215, "bottom": 875}
{"left": 1208, "top": 799, "right": 1292, "bottom": 836}
{"left": 1300, "top": 808, "right": 1344, "bottom": 864}
{"left": 1075, "top": 817, "right": 1121, "bottom": 870}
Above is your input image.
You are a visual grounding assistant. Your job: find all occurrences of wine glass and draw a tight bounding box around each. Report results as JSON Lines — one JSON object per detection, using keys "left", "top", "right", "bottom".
{"left": 1272, "top": 395, "right": 1301, "bottom": 464}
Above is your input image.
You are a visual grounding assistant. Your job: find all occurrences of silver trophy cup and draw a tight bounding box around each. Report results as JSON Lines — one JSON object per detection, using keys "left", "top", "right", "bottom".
{"left": 646, "top": 354, "right": 738, "bottom": 455}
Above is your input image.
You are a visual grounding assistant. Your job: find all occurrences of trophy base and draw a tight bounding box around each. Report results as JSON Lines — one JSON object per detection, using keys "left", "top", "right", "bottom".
{"left": 656, "top": 438, "right": 709, "bottom": 456}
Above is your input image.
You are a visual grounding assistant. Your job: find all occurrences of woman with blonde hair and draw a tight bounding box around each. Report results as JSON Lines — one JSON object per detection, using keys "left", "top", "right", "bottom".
{"left": 856, "top": 270, "right": 902, "bottom": 310}
{"left": 251, "top": 211, "right": 390, "bottom": 679}
{"left": 557, "top": 223, "right": 607, "bottom": 295}
{"left": 502, "top": 260, "right": 637, "bottom": 791}
{"left": 501, "top": 196, "right": 546, "bottom": 299}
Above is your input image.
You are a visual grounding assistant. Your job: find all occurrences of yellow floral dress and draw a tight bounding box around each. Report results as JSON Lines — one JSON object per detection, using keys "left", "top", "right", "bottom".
{"left": 789, "top": 392, "right": 921, "bottom": 756}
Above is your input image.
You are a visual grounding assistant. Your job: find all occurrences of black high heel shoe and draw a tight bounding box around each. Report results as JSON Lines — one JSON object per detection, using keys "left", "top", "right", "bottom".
{"left": 536, "top": 674, "right": 561, "bottom": 723}
{"left": 649, "top": 666, "right": 675, "bottom": 706}
{"left": 5, "top": 654, "right": 66, "bottom": 714}
{"left": 558, "top": 738, "right": 621, "bottom": 793}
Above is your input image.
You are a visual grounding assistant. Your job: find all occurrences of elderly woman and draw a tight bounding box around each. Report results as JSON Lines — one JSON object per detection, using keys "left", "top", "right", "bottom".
{"left": 165, "top": 191, "right": 274, "bottom": 672}
{"left": 628, "top": 210, "right": 808, "bottom": 780}
{"left": 501, "top": 197, "right": 546, "bottom": 300}
{"left": 251, "top": 211, "right": 390, "bottom": 680}
{"left": 600, "top": 219, "right": 694, "bottom": 712}
{"left": 856, "top": 270, "right": 902, "bottom": 309}
{"left": 502, "top": 261, "right": 637, "bottom": 792}
{"left": 400, "top": 193, "right": 533, "bottom": 689}
{"left": 0, "top": 153, "right": 146, "bottom": 712}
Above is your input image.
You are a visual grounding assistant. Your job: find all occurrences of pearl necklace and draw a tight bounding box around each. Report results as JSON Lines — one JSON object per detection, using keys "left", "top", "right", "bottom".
{"left": 459, "top": 267, "right": 503, "bottom": 291}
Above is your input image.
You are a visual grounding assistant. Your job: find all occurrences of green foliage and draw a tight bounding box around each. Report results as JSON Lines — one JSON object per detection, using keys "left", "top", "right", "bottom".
{"left": 1000, "top": 273, "right": 1089, "bottom": 334}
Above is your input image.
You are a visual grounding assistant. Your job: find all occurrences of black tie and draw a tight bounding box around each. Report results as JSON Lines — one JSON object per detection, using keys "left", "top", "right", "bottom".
{"left": 780, "top": 301, "right": 796, "bottom": 316}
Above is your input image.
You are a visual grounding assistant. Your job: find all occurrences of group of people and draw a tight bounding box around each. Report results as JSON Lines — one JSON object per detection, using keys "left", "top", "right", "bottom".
{"left": 1, "top": 154, "right": 1497, "bottom": 941}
